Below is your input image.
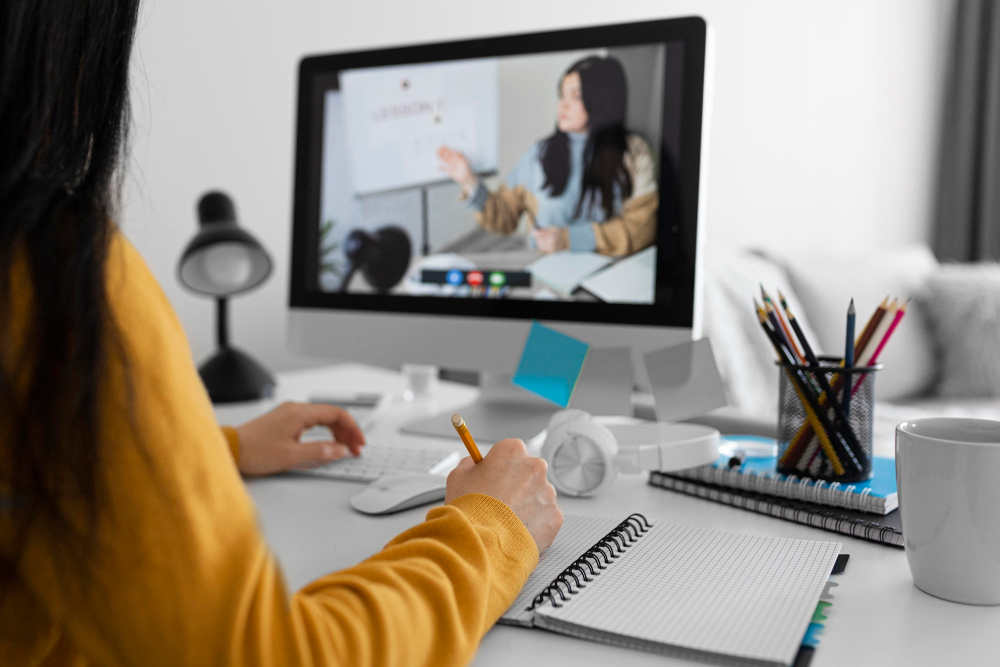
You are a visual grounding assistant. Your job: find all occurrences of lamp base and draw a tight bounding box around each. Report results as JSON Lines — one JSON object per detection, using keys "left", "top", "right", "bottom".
{"left": 199, "top": 346, "right": 275, "bottom": 404}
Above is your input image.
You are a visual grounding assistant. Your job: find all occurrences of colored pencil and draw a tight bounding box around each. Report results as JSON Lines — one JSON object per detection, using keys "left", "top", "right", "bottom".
{"left": 863, "top": 301, "right": 904, "bottom": 364}
{"left": 782, "top": 300, "right": 819, "bottom": 368}
{"left": 858, "top": 300, "right": 899, "bottom": 366}
{"left": 795, "top": 439, "right": 821, "bottom": 473}
{"left": 853, "top": 297, "right": 889, "bottom": 355}
{"left": 763, "top": 286, "right": 805, "bottom": 362}
{"left": 842, "top": 299, "right": 856, "bottom": 420}
{"left": 764, "top": 299, "right": 794, "bottom": 356}
{"left": 851, "top": 302, "right": 907, "bottom": 394}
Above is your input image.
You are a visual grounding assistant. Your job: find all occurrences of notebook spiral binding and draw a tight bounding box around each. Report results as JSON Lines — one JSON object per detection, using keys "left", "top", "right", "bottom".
{"left": 528, "top": 514, "right": 652, "bottom": 611}
{"left": 672, "top": 465, "right": 887, "bottom": 512}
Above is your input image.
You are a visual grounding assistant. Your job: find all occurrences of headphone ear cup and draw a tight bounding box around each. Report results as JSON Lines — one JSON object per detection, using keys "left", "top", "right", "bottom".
{"left": 543, "top": 418, "right": 618, "bottom": 497}
{"left": 541, "top": 410, "right": 592, "bottom": 468}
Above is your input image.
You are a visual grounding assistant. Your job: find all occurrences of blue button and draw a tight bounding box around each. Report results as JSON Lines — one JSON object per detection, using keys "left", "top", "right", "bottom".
{"left": 446, "top": 270, "right": 464, "bottom": 285}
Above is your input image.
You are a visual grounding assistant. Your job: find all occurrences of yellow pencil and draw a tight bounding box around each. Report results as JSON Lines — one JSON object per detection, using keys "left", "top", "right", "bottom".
{"left": 451, "top": 414, "right": 483, "bottom": 463}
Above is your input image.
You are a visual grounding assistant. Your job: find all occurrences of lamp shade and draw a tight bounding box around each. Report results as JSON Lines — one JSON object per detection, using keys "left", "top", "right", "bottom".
{"left": 178, "top": 192, "right": 272, "bottom": 297}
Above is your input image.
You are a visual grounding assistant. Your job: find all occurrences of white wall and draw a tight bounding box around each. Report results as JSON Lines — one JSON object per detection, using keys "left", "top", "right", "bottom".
{"left": 123, "top": 0, "right": 953, "bottom": 373}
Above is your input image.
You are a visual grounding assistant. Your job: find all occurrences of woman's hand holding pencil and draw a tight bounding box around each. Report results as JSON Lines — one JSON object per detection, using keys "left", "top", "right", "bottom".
{"left": 446, "top": 416, "right": 564, "bottom": 553}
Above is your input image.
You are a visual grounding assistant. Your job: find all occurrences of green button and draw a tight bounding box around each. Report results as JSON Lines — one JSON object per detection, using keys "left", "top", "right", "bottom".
{"left": 489, "top": 272, "right": 506, "bottom": 286}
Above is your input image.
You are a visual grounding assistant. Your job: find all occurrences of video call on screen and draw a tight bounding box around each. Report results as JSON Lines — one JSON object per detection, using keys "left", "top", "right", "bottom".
{"left": 315, "top": 42, "right": 682, "bottom": 305}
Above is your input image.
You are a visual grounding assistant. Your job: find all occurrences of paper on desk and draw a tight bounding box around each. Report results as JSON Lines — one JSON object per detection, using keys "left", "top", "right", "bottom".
{"left": 527, "top": 251, "right": 612, "bottom": 296}
{"left": 644, "top": 338, "right": 728, "bottom": 422}
{"left": 533, "top": 287, "right": 558, "bottom": 300}
{"left": 579, "top": 246, "right": 656, "bottom": 304}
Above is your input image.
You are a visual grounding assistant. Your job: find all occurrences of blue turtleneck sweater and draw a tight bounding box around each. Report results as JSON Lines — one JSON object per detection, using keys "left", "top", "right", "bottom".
{"left": 469, "top": 132, "right": 621, "bottom": 252}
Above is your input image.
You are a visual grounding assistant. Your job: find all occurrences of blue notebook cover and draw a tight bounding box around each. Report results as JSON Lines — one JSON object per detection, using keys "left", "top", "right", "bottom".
{"left": 671, "top": 435, "right": 898, "bottom": 514}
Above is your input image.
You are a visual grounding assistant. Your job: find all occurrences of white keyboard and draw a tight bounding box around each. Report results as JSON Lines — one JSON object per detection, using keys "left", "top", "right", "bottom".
{"left": 301, "top": 444, "right": 462, "bottom": 482}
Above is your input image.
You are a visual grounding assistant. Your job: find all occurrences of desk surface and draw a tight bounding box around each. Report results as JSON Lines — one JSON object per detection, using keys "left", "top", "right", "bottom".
{"left": 216, "top": 363, "right": 999, "bottom": 667}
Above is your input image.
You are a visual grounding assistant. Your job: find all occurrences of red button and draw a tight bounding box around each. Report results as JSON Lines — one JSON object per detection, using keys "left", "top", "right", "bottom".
{"left": 466, "top": 271, "right": 484, "bottom": 286}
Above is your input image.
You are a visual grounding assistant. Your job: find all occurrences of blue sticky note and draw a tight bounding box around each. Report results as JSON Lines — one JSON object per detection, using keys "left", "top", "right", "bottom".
{"left": 511, "top": 321, "right": 589, "bottom": 407}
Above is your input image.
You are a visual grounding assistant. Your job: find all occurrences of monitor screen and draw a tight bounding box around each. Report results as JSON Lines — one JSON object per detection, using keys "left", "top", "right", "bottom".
{"left": 291, "top": 18, "right": 707, "bottom": 327}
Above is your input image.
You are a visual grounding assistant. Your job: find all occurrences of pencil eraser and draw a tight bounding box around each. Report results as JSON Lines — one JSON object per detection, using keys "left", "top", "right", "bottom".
{"left": 512, "top": 321, "right": 589, "bottom": 408}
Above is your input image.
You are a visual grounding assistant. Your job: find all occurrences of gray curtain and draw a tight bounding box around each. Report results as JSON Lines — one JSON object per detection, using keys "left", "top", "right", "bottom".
{"left": 935, "top": 0, "right": 1000, "bottom": 261}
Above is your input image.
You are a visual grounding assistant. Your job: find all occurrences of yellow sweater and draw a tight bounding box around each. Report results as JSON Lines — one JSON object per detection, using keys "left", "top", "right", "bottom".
{"left": 0, "top": 236, "right": 539, "bottom": 666}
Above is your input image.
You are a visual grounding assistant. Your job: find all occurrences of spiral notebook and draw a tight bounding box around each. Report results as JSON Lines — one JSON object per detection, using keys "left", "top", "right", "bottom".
{"left": 649, "top": 472, "right": 904, "bottom": 548}
{"left": 672, "top": 437, "right": 898, "bottom": 515}
{"left": 500, "top": 514, "right": 841, "bottom": 667}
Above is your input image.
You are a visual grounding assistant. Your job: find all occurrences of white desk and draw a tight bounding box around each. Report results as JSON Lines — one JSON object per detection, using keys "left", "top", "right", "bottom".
{"left": 216, "top": 363, "right": 999, "bottom": 666}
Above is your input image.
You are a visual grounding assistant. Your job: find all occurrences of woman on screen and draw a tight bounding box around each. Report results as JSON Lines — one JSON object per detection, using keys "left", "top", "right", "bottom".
{"left": 438, "top": 56, "right": 658, "bottom": 257}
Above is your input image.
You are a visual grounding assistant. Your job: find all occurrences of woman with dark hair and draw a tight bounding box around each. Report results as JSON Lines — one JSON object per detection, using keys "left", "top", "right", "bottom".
{"left": 439, "top": 56, "right": 658, "bottom": 257}
{"left": 0, "top": 1, "right": 561, "bottom": 664}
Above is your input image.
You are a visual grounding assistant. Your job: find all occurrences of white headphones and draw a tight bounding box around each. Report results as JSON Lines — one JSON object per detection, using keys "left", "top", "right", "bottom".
{"left": 541, "top": 410, "right": 720, "bottom": 497}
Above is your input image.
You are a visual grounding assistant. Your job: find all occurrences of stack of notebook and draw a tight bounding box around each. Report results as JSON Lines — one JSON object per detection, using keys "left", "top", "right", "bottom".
{"left": 649, "top": 435, "right": 903, "bottom": 548}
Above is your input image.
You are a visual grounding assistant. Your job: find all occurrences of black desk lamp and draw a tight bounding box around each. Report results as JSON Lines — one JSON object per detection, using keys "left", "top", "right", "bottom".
{"left": 178, "top": 191, "right": 275, "bottom": 403}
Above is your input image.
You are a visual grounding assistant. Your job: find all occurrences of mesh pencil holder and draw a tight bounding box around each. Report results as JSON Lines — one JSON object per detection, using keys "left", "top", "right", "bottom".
{"left": 775, "top": 357, "right": 881, "bottom": 483}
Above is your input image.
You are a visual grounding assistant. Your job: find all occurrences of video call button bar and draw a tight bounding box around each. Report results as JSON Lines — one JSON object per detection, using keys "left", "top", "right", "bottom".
{"left": 421, "top": 269, "right": 532, "bottom": 288}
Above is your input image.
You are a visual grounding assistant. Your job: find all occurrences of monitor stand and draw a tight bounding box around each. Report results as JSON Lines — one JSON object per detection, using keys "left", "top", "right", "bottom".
{"left": 401, "top": 372, "right": 558, "bottom": 444}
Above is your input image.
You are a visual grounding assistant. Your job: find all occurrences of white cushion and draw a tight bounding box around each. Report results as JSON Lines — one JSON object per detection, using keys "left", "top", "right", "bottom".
{"left": 783, "top": 245, "right": 938, "bottom": 401}
{"left": 917, "top": 263, "right": 1000, "bottom": 397}
{"left": 703, "top": 247, "right": 822, "bottom": 417}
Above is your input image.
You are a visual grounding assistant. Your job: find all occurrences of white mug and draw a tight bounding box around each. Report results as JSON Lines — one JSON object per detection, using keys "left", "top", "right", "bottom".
{"left": 896, "top": 418, "right": 1000, "bottom": 605}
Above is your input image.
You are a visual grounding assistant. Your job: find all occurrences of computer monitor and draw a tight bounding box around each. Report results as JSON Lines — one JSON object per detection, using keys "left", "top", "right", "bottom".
{"left": 289, "top": 17, "right": 713, "bottom": 439}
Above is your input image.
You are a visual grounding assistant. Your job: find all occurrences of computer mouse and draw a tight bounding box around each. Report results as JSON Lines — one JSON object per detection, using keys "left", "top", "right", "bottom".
{"left": 350, "top": 472, "right": 449, "bottom": 515}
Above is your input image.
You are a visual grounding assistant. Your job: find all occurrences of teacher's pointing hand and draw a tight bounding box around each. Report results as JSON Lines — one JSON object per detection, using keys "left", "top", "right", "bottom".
{"left": 437, "top": 146, "right": 477, "bottom": 197}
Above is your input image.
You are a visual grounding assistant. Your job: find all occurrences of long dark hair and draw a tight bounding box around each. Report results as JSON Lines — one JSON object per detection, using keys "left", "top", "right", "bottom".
{"left": 540, "top": 56, "right": 633, "bottom": 220}
{"left": 0, "top": 0, "right": 141, "bottom": 599}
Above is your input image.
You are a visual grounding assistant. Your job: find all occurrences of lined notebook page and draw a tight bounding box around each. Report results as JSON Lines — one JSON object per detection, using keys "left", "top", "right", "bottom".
{"left": 500, "top": 515, "right": 621, "bottom": 626}
{"left": 533, "top": 523, "right": 840, "bottom": 666}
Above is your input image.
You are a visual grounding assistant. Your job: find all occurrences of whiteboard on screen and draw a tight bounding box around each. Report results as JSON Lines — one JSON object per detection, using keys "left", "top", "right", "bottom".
{"left": 339, "top": 59, "right": 499, "bottom": 196}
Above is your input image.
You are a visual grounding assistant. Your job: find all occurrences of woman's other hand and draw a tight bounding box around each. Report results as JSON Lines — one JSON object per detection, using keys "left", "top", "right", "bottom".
{"left": 532, "top": 227, "right": 569, "bottom": 254}
{"left": 234, "top": 402, "right": 366, "bottom": 476}
{"left": 445, "top": 438, "right": 563, "bottom": 553}
{"left": 437, "top": 146, "right": 477, "bottom": 196}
